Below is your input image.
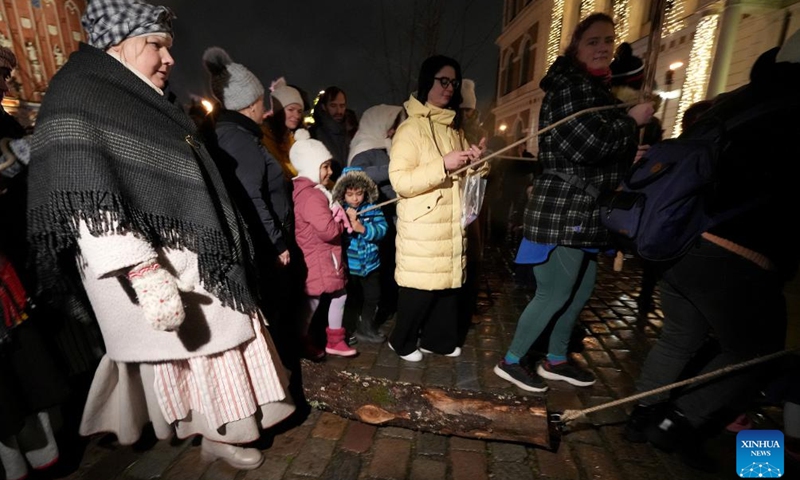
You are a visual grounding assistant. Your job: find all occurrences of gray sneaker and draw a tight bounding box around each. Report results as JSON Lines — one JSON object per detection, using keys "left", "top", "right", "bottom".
{"left": 537, "top": 360, "right": 596, "bottom": 387}
{"left": 493, "top": 361, "right": 548, "bottom": 392}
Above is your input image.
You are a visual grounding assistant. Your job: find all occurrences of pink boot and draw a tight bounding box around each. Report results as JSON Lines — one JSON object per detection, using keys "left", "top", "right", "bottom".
{"left": 325, "top": 327, "right": 357, "bottom": 357}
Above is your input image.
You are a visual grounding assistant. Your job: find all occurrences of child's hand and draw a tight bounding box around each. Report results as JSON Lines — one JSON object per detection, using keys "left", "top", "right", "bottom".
{"left": 346, "top": 207, "right": 358, "bottom": 223}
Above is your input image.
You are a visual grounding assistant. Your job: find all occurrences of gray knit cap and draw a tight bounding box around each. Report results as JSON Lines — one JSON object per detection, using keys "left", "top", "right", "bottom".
{"left": 82, "top": 0, "right": 175, "bottom": 51}
{"left": 203, "top": 47, "right": 265, "bottom": 112}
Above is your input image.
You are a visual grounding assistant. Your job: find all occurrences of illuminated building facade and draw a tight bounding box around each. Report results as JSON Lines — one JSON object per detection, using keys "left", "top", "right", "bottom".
{"left": 1, "top": 0, "right": 87, "bottom": 125}
{"left": 495, "top": 0, "right": 800, "bottom": 149}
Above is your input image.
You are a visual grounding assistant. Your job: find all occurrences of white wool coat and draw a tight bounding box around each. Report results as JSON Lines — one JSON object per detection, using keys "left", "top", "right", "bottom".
{"left": 76, "top": 222, "right": 255, "bottom": 363}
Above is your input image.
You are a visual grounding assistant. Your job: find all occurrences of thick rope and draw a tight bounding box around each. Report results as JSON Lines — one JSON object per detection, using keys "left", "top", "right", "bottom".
{"left": 558, "top": 347, "right": 800, "bottom": 425}
{"left": 358, "top": 103, "right": 634, "bottom": 215}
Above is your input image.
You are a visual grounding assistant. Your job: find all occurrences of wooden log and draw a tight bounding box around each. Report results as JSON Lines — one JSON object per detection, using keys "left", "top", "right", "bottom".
{"left": 300, "top": 359, "right": 552, "bottom": 448}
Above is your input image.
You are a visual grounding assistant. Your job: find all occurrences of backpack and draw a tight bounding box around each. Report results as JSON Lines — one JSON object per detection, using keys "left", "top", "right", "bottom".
{"left": 548, "top": 98, "right": 793, "bottom": 261}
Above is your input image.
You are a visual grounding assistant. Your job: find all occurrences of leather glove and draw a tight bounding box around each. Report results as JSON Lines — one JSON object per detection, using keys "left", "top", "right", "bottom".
{"left": 127, "top": 259, "right": 193, "bottom": 331}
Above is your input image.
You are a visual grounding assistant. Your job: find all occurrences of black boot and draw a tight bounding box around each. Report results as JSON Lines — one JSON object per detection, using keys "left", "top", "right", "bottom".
{"left": 624, "top": 403, "right": 662, "bottom": 443}
{"left": 354, "top": 316, "right": 385, "bottom": 344}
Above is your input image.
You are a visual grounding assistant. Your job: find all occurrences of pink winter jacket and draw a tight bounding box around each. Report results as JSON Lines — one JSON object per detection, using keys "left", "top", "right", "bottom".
{"left": 292, "top": 176, "right": 346, "bottom": 296}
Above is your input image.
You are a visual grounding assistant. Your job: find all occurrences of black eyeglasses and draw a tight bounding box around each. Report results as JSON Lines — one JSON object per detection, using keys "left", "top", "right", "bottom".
{"left": 433, "top": 77, "right": 460, "bottom": 90}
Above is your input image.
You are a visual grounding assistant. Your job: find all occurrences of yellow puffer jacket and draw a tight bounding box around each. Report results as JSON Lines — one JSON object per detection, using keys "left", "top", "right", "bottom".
{"left": 389, "top": 95, "right": 486, "bottom": 291}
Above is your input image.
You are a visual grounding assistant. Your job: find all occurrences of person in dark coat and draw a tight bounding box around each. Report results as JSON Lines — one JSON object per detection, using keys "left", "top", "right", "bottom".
{"left": 624, "top": 32, "right": 800, "bottom": 471}
{"left": 311, "top": 86, "right": 350, "bottom": 179}
{"left": 493, "top": 13, "right": 653, "bottom": 392}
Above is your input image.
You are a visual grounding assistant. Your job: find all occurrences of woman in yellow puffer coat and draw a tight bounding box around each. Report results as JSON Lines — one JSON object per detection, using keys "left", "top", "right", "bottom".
{"left": 388, "top": 55, "right": 487, "bottom": 362}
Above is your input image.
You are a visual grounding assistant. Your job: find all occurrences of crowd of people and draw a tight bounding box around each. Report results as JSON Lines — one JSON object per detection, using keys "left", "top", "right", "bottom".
{"left": 1, "top": 0, "right": 799, "bottom": 477}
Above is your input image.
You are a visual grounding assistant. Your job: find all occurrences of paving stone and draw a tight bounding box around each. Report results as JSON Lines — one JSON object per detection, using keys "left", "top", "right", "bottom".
{"left": 242, "top": 455, "right": 291, "bottom": 480}
{"left": 600, "top": 426, "right": 660, "bottom": 465}
{"left": 534, "top": 444, "right": 580, "bottom": 480}
{"left": 585, "top": 350, "right": 615, "bottom": 367}
{"left": 398, "top": 367, "right": 425, "bottom": 384}
{"left": 584, "top": 396, "right": 628, "bottom": 425}
{"left": 581, "top": 336, "right": 603, "bottom": 350}
{"left": 286, "top": 438, "right": 336, "bottom": 478}
{"left": 450, "top": 450, "right": 488, "bottom": 480}
{"left": 490, "top": 461, "right": 535, "bottom": 480}
{"left": 369, "top": 364, "right": 400, "bottom": 381}
{"left": 417, "top": 432, "right": 448, "bottom": 457}
{"left": 340, "top": 421, "right": 377, "bottom": 453}
{"left": 320, "top": 451, "right": 361, "bottom": 480}
{"left": 311, "top": 412, "right": 349, "bottom": 440}
{"left": 449, "top": 436, "right": 486, "bottom": 452}
{"left": 161, "top": 446, "right": 210, "bottom": 480}
{"left": 564, "top": 426, "right": 604, "bottom": 446}
{"left": 410, "top": 458, "right": 447, "bottom": 480}
{"left": 346, "top": 351, "right": 378, "bottom": 370}
{"left": 376, "top": 345, "right": 401, "bottom": 367}
{"left": 77, "top": 445, "right": 142, "bottom": 480}
{"left": 378, "top": 426, "right": 416, "bottom": 440}
{"left": 455, "top": 362, "right": 481, "bottom": 390}
{"left": 199, "top": 459, "right": 240, "bottom": 480}
{"left": 424, "top": 366, "right": 454, "bottom": 387}
{"left": 122, "top": 438, "right": 192, "bottom": 480}
{"left": 488, "top": 442, "right": 528, "bottom": 461}
{"left": 618, "top": 461, "right": 674, "bottom": 480}
{"left": 368, "top": 438, "right": 411, "bottom": 480}
{"left": 570, "top": 443, "right": 625, "bottom": 480}
{"left": 268, "top": 425, "right": 313, "bottom": 457}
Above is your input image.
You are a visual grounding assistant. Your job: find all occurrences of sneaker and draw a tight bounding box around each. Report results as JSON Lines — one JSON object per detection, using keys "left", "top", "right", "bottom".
{"left": 388, "top": 342, "right": 423, "bottom": 362}
{"left": 624, "top": 404, "right": 661, "bottom": 443}
{"left": 419, "top": 346, "right": 462, "bottom": 357}
{"left": 537, "top": 360, "right": 596, "bottom": 387}
{"left": 493, "top": 361, "right": 548, "bottom": 392}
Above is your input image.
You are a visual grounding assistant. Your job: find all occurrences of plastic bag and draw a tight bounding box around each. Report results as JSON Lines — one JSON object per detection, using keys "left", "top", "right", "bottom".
{"left": 460, "top": 172, "right": 487, "bottom": 229}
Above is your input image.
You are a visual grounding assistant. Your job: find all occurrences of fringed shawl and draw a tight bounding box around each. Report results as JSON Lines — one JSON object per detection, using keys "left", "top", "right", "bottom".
{"left": 27, "top": 43, "right": 258, "bottom": 315}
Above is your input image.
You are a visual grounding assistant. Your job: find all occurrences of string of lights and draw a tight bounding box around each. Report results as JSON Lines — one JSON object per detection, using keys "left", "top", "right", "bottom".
{"left": 580, "top": 0, "right": 596, "bottom": 20}
{"left": 546, "top": 0, "right": 565, "bottom": 68}
{"left": 672, "top": 13, "right": 719, "bottom": 137}
{"left": 662, "top": 0, "right": 686, "bottom": 38}
{"left": 613, "top": 0, "right": 630, "bottom": 43}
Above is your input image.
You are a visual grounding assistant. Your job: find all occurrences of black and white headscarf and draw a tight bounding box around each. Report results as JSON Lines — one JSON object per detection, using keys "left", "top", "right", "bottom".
{"left": 82, "top": 0, "right": 175, "bottom": 51}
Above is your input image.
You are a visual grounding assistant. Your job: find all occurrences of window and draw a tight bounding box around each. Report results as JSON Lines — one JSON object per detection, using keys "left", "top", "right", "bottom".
{"left": 503, "top": 52, "right": 515, "bottom": 94}
{"left": 520, "top": 40, "right": 532, "bottom": 85}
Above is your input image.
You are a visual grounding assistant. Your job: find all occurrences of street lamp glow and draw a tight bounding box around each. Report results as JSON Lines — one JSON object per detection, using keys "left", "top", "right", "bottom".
{"left": 201, "top": 99, "right": 214, "bottom": 114}
{"left": 499, "top": 124, "right": 508, "bottom": 133}
{"left": 669, "top": 61, "right": 684, "bottom": 71}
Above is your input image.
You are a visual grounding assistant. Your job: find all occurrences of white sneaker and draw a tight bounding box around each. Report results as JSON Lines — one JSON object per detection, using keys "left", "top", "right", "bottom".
{"left": 420, "top": 347, "right": 462, "bottom": 357}
{"left": 388, "top": 343, "right": 424, "bottom": 362}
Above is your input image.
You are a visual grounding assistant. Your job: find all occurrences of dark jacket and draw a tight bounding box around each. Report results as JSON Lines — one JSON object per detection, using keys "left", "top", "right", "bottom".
{"left": 524, "top": 56, "right": 638, "bottom": 247}
{"left": 350, "top": 148, "right": 396, "bottom": 200}
{"left": 311, "top": 109, "right": 349, "bottom": 172}
{"left": 703, "top": 51, "right": 800, "bottom": 278}
{"left": 214, "top": 110, "right": 293, "bottom": 257}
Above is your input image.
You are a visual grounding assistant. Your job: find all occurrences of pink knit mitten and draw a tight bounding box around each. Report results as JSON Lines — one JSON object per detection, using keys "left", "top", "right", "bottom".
{"left": 331, "top": 202, "right": 353, "bottom": 233}
{"left": 127, "top": 259, "right": 192, "bottom": 331}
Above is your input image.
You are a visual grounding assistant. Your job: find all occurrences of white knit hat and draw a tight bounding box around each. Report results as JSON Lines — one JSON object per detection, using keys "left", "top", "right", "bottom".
{"left": 776, "top": 28, "right": 800, "bottom": 64}
{"left": 270, "top": 77, "right": 304, "bottom": 110}
{"left": 460, "top": 79, "right": 477, "bottom": 109}
{"left": 202, "top": 47, "right": 264, "bottom": 111}
{"left": 290, "top": 129, "right": 332, "bottom": 182}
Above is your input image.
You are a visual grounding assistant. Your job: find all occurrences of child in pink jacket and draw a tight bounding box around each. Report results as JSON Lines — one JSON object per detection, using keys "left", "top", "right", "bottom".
{"left": 290, "top": 129, "right": 356, "bottom": 358}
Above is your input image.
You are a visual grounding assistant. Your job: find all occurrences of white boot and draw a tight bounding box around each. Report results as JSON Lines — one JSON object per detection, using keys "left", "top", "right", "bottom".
{"left": 201, "top": 438, "right": 263, "bottom": 470}
{"left": 18, "top": 411, "right": 59, "bottom": 470}
{"left": 0, "top": 436, "right": 28, "bottom": 480}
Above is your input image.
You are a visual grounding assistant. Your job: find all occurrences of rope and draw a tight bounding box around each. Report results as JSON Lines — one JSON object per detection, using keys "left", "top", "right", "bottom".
{"left": 358, "top": 103, "right": 634, "bottom": 215}
{"left": 557, "top": 347, "right": 800, "bottom": 425}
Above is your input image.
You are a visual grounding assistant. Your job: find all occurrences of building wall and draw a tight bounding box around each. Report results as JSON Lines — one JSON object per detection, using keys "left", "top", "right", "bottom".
{"left": 0, "top": 0, "right": 87, "bottom": 123}
{"left": 495, "top": 0, "right": 800, "bottom": 146}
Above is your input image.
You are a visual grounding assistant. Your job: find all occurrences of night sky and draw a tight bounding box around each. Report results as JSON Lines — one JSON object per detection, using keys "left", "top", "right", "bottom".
{"left": 158, "top": 0, "right": 502, "bottom": 116}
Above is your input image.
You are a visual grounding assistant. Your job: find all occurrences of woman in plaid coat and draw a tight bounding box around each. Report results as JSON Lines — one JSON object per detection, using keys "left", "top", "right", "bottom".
{"left": 494, "top": 13, "right": 654, "bottom": 392}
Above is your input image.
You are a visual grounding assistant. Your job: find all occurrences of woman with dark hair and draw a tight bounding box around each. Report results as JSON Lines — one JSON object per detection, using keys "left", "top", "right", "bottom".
{"left": 262, "top": 78, "right": 306, "bottom": 179}
{"left": 493, "top": 13, "right": 653, "bottom": 391}
{"left": 388, "top": 54, "right": 487, "bottom": 362}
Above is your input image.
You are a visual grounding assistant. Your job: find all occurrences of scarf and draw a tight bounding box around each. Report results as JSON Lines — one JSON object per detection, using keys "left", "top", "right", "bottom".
{"left": 27, "top": 43, "right": 258, "bottom": 314}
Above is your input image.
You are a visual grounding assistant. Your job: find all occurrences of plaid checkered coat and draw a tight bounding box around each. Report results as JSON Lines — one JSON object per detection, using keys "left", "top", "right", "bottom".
{"left": 524, "top": 57, "right": 639, "bottom": 247}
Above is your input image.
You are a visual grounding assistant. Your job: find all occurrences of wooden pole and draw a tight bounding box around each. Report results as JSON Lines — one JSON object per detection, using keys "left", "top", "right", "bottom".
{"left": 641, "top": 0, "right": 669, "bottom": 102}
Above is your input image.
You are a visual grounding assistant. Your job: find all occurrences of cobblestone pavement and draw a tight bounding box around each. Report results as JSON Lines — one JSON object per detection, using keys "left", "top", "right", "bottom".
{"left": 42, "top": 246, "right": 797, "bottom": 480}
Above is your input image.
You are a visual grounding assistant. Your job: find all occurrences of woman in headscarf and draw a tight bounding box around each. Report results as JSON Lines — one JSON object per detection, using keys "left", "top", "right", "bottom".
{"left": 388, "top": 55, "right": 488, "bottom": 362}
{"left": 26, "top": 0, "right": 294, "bottom": 470}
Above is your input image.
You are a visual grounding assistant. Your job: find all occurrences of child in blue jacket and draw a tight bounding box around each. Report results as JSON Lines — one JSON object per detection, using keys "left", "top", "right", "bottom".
{"left": 332, "top": 167, "right": 388, "bottom": 343}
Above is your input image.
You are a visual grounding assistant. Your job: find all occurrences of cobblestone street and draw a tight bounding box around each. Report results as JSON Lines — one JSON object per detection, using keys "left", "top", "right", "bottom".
{"left": 42, "top": 245, "right": 798, "bottom": 480}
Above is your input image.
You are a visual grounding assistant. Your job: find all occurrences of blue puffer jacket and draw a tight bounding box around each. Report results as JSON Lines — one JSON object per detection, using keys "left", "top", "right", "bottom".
{"left": 343, "top": 203, "right": 387, "bottom": 276}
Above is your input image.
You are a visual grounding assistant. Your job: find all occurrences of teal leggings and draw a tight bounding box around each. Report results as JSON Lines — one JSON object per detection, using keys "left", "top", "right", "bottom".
{"left": 508, "top": 246, "right": 597, "bottom": 359}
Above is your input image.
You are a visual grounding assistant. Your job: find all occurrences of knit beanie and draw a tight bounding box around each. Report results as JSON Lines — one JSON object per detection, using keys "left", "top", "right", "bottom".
{"left": 203, "top": 47, "right": 264, "bottom": 112}
{"left": 270, "top": 77, "right": 304, "bottom": 110}
{"left": 776, "top": 28, "right": 800, "bottom": 64}
{"left": 610, "top": 43, "right": 644, "bottom": 89}
{"left": 82, "top": 0, "right": 175, "bottom": 51}
{"left": 416, "top": 55, "right": 463, "bottom": 110}
{"left": 0, "top": 46, "right": 16, "bottom": 71}
{"left": 290, "top": 129, "right": 332, "bottom": 182}
{"left": 460, "top": 79, "right": 476, "bottom": 109}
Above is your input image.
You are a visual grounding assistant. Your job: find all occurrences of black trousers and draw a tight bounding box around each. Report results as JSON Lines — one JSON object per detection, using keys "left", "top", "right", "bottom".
{"left": 354, "top": 269, "right": 381, "bottom": 326}
{"left": 390, "top": 287, "right": 460, "bottom": 355}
